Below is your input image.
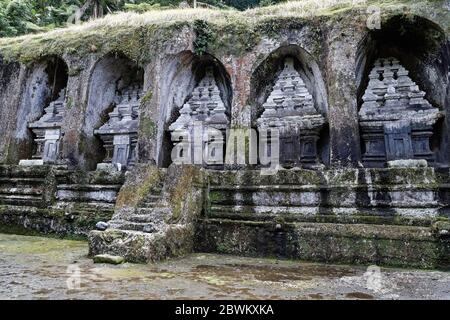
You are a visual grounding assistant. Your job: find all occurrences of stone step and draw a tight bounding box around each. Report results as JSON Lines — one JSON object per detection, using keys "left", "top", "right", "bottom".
{"left": 135, "top": 207, "right": 170, "bottom": 216}
{"left": 0, "top": 187, "right": 43, "bottom": 196}
{"left": 208, "top": 192, "right": 442, "bottom": 208}
{"left": 195, "top": 218, "right": 442, "bottom": 268}
{"left": 137, "top": 193, "right": 162, "bottom": 208}
{"left": 89, "top": 223, "right": 191, "bottom": 263}
{"left": 125, "top": 214, "right": 164, "bottom": 223}
{"left": 139, "top": 202, "right": 162, "bottom": 208}
{"left": 145, "top": 194, "right": 161, "bottom": 200}
{"left": 109, "top": 220, "right": 158, "bottom": 233}
{"left": 206, "top": 207, "right": 433, "bottom": 226}
{"left": 54, "top": 202, "right": 115, "bottom": 214}
{"left": 0, "top": 195, "right": 44, "bottom": 207}
{"left": 57, "top": 184, "right": 123, "bottom": 191}
{"left": 0, "top": 177, "right": 46, "bottom": 186}
{"left": 114, "top": 208, "right": 168, "bottom": 222}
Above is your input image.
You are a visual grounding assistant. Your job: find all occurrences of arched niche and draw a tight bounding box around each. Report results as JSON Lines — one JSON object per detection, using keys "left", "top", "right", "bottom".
{"left": 249, "top": 45, "right": 330, "bottom": 167}
{"left": 82, "top": 53, "right": 144, "bottom": 170}
{"left": 356, "top": 15, "right": 449, "bottom": 166}
{"left": 157, "top": 51, "right": 232, "bottom": 168}
{"left": 14, "top": 55, "right": 68, "bottom": 162}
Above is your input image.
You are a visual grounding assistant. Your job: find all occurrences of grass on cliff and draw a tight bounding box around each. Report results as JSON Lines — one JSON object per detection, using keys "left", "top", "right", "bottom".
{"left": 0, "top": 0, "right": 447, "bottom": 64}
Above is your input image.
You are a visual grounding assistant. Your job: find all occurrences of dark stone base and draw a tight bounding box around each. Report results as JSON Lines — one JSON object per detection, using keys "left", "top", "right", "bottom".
{"left": 0, "top": 205, "right": 114, "bottom": 237}
{"left": 195, "top": 219, "right": 450, "bottom": 269}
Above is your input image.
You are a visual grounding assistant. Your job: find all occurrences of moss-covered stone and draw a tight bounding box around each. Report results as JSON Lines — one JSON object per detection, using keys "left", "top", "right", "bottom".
{"left": 0, "top": 1, "right": 447, "bottom": 65}
{"left": 196, "top": 218, "right": 446, "bottom": 269}
{"left": 115, "top": 164, "right": 162, "bottom": 208}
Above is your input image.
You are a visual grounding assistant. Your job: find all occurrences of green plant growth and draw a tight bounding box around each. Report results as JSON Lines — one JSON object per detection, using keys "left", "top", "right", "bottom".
{"left": 193, "top": 19, "right": 214, "bottom": 56}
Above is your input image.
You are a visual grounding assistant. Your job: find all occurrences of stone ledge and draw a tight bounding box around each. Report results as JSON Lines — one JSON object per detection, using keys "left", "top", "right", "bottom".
{"left": 18, "top": 159, "right": 44, "bottom": 166}
{"left": 0, "top": 204, "right": 114, "bottom": 237}
{"left": 195, "top": 219, "right": 449, "bottom": 269}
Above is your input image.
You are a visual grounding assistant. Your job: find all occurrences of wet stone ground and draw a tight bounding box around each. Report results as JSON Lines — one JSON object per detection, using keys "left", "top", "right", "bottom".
{"left": 0, "top": 233, "right": 449, "bottom": 300}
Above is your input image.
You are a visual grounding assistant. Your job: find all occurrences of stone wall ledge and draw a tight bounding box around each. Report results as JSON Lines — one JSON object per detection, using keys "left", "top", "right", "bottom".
{"left": 195, "top": 218, "right": 449, "bottom": 268}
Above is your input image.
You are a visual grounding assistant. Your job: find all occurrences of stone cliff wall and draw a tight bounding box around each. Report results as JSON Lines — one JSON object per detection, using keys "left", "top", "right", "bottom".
{"left": 0, "top": 1, "right": 448, "bottom": 169}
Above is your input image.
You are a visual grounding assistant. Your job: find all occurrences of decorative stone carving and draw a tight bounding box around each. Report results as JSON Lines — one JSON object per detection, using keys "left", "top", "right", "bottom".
{"left": 95, "top": 85, "right": 142, "bottom": 170}
{"left": 256, "top": 58, "right": 326, "bottom": 168}
{"left": 359, "top": 57, "right": 444, "bottom": 167}
{"left": 169, "top": 67, "right": 229, "bottom": 167}
{"left": 26, "top": 89, "right": 66, "bottom": 164}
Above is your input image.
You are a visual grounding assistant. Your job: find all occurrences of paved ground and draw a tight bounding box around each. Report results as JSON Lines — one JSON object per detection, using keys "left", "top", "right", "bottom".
{"left": 0, "top": 233, "right": 449, "bottom": 300}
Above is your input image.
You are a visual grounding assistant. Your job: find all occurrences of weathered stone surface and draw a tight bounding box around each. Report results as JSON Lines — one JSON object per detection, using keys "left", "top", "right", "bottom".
{"left": 195, "top": 219, "right": 446, "bottom": 269}
{"left": 18, "top": 159, "right": 44, "bottom": 166}
{"left": 0, "top": 59, "right": 22, "bottom": 164}
{"left": 0, "top": 165, "right": 124, "bottom": 236}
{"left": 93, "top": 254, "right": 124, "bottom": 264}
{"left": 387, "top": 159, "right": 428, "bottom": 168}
{"left": 96, "top": 163, "right": 120, "bottom": 171}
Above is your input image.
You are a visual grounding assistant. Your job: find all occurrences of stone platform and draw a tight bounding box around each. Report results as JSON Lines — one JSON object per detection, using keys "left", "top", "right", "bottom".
{"left": 0, "top": 165, "right": 125, "bottom": 236}
{"left": 89, "top": 165, "right": 450, "bottom": 268}
{"left": 195, "top": 168, "right": 450, "bottom": 269}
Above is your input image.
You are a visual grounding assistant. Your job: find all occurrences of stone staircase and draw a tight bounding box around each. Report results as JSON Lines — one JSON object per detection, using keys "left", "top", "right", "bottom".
{"left": 108, "top": 179, "right": 168, "bottom": 233}
{"left": 89, "top": 165, "right": 204, "bottom": 263}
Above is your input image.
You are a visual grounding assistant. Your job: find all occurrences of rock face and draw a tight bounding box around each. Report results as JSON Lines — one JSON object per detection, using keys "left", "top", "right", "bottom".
{"left": 359, "top": 58, "right": 444, "bottom": 167}
{"left": 26, "top": 89, "right": 67, "bottom": 164}
{"left": 95, "top": 85, "right": 142, "bottom": 170}
{"left": 256, "top": 58, "right": 326, "bottom": 168}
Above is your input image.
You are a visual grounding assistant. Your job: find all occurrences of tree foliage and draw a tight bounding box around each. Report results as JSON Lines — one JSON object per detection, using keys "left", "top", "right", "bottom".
{"left": 0, "top": 0, "right": 285, "bottom": 37}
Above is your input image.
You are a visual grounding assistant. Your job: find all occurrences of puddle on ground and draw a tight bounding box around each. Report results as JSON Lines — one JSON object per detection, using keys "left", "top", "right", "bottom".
{"left": 345, "top": 292, "right": 375, "bottom": 299}
{"left": 0, "top": 233, "right": 449, "bottom": 300}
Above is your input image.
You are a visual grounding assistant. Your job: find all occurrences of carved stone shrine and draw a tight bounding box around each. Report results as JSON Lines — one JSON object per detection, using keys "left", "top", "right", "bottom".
{"left": 95, "top": 85, "right": 142, "bottom": 170}
{"left": 169, "top": 67, "right": 229, "bottom": 167}
{"left": 256, "top": 58, "right": 326, "bottom": 168}
{"left": 359, "top": 57, "right": 444, "bottom": 167}
{"left": 27, "top": 89, "right": 66, "bottom": 164}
